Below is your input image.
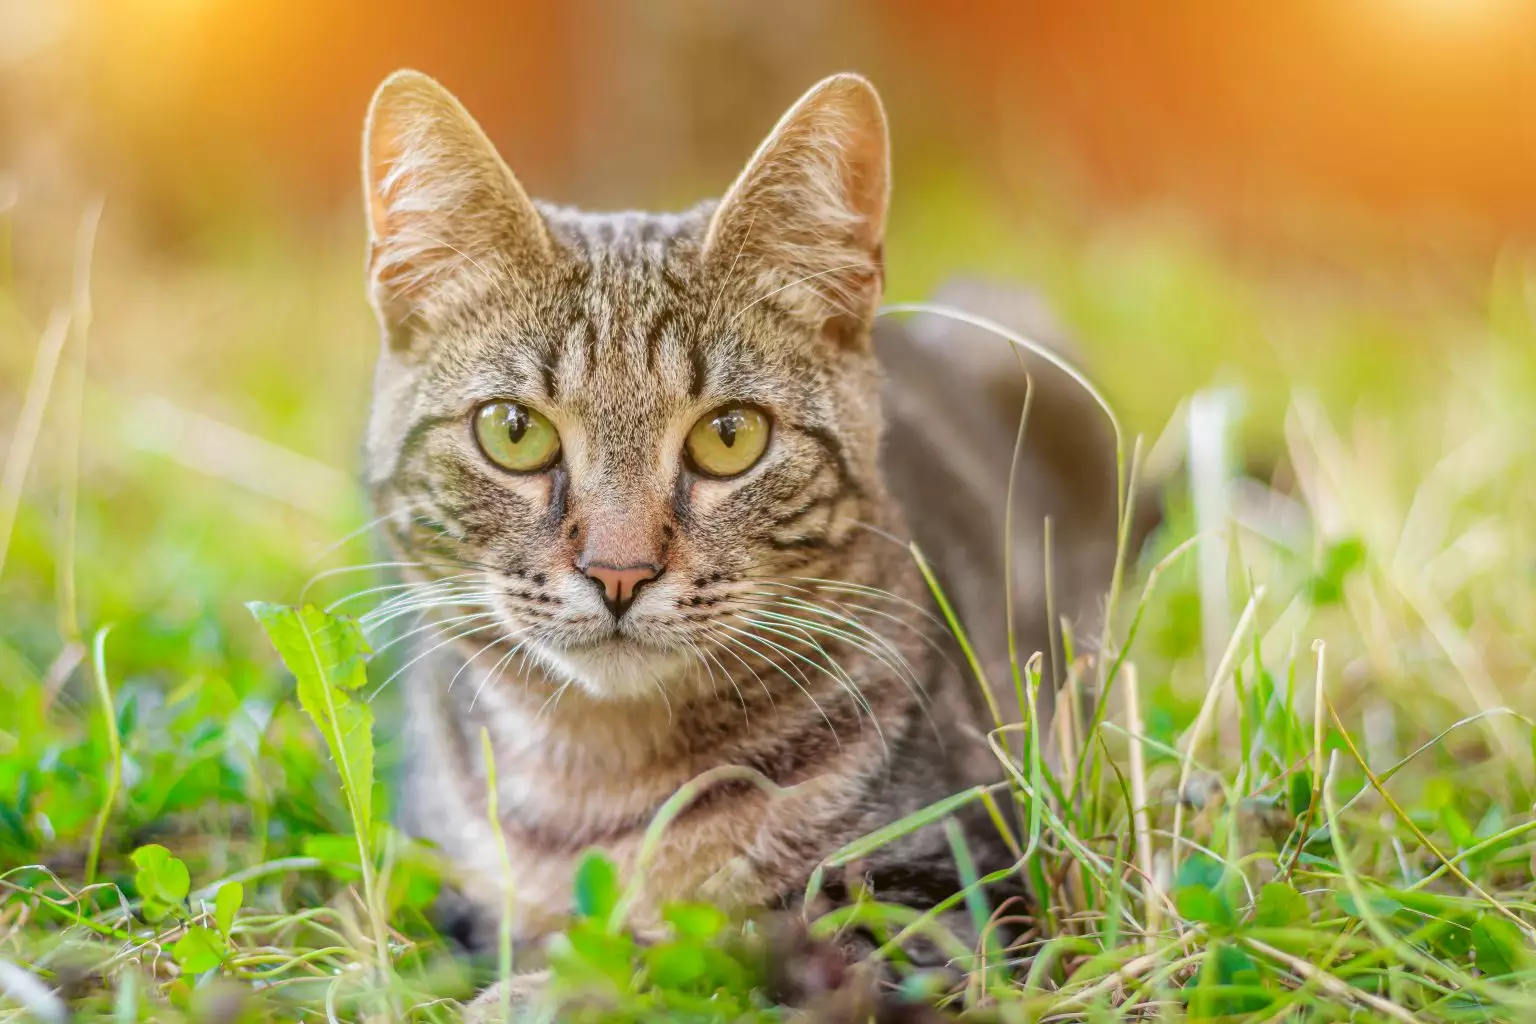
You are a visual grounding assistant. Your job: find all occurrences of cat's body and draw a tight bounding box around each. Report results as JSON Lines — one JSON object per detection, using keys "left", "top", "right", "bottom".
{"left": 360, "top": 72, "right": 1122, "bottom": 969}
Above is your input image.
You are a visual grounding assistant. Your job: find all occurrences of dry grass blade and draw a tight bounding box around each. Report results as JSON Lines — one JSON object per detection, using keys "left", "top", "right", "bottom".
{"left": 1326, "top": 697, "right": 1536, "bottom": 941}
{"left": 0, "top": 311, "right": 70, "bottom": 582}
{"left": 1243, "top": 937, "right": 1425, "bottom": 1024}
{"left": 1170, "top": 587, "right": 1264, "bottom": 871}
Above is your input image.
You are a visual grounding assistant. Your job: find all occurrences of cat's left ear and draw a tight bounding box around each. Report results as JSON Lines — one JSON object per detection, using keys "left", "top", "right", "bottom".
{"left": 703, "top": 73, "right": 889, "bottom": 344}
{"left": 363, "top": 70, "right": 551, "bottom": 348}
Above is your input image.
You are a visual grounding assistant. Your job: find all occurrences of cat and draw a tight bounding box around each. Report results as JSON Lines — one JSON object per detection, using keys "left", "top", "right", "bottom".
{"left": 359, "top": 69, "right": 1126, "bottom": 1004}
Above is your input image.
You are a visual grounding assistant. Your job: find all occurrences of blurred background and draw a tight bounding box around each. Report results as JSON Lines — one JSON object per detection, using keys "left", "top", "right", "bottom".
{"left": 6, "top": 1, "right": 1536, "bottom": 438}
{"left": 12, "top": 1, "right": 1536, "bottom": 226}
{"left": 4, "top": 1, "right": 1536, "bottom": 846}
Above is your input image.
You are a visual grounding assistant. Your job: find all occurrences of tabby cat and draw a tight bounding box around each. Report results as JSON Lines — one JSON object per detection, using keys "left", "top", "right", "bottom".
{"left": 360, "top": 69, "right": 1122, "bottom": 990}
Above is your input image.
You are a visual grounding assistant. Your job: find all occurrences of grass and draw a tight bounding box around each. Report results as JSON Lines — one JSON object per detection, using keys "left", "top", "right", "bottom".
{"left": 2, "top": 186, "right": 1536, "bottom": 1022}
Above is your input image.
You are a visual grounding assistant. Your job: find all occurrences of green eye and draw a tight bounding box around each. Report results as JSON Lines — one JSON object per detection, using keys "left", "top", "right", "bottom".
{"left": 474, "top": 401, "right": 561, "bottom": 472}
{"left": 685, "top": 405, "right": 770, "bottom": 478}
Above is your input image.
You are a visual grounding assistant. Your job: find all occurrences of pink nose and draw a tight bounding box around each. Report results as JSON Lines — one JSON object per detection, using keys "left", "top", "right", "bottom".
{"left": 581, "top": 562, "right": 661, "bottom": 617}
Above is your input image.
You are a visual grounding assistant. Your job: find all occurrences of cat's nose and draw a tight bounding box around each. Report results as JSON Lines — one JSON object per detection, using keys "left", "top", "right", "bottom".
{"left": 579, "top": 561, "right": 661, "bottom": 618}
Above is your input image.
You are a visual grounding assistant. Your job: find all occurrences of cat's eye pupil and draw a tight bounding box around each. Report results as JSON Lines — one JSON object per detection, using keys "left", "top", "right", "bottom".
{"left": 684, "top": 404, "right": 768, "bottom": 478}
{"left": 715, "top": 411, "right": 741, "bottom": 448}
{"left": 474, "top": 400, "right": 560, "bottom": 473}
{"left": 507, "top": 406, "right": 529, "bottom": 443}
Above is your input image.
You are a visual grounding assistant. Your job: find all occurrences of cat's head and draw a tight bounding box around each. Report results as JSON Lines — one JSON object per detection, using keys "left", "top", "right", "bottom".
{"left": 361, "top": 71, "right": 893, "bottom": 699}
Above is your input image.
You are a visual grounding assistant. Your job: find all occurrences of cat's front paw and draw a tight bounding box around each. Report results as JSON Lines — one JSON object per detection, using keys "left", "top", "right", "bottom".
{"left": 462, "top": 970, "right": 551, "bottom": 1023}
{"left": 697, "top": 853, "right": 774, "bottom": 909}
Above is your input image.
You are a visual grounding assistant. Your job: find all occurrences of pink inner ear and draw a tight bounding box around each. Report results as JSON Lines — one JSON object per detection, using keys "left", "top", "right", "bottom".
{"left": 362, "top": 73, "right": 552, "bottom": 333}
{"left": 828, "top": 109, "right": 890, "bottom": 248}
{"left": 365, "top": 126, "right": 415, "bottom": 285}
{"left": 707, "top": 75, "right": 889, "bottom": 255}
{"left": 703, "top": 77, "right": 890, "bottom": 329}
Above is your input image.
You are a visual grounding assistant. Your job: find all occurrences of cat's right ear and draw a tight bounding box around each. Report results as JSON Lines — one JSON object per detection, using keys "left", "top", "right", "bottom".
{"left": 702, "top": 74, "right": 890, "bottom": 345}
{"left": 363, "top": 70, "right": 550, "bottom": 349}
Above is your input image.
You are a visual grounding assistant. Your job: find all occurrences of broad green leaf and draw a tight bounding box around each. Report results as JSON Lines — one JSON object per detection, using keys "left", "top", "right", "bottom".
{"left": 1287, "top": 771, "right": 1313, "bottom": 817}
{"left": 1474, "top": 803, "right": 1507, "bottom": 840}
{"left": 131, "top": 844, "right": 168, "bottom": 877}
{"left": 138, "top": 899, "right": 174, "bottom": 924}
{"left": 132, "top": 844, "right": 190, "bottom": 901}
{"left": 302, "top": 833, "right": 364, "bottom": 882}
{"left": 547, "top": 918, "right": 635, "bottom": 989}
{"left": 644, "top": 943, "right": 709, "bottom": 990}
{"left": 1336, "top": 890, "right": 1405, "bottom": 920}
{"left": 248, "top": 602, "right": 375, "bottom": 848}
{"left": 1211, "top": 943, "right": 1263, "bottom": 986}
{"left": 132, "top": 844, "right": 190, "bottom": 921}
{"left": 384, "top": 837, "right": 444, "bottom": 913}
{"left": 573, "top": 848, "right": 619, "bottom": 921}
{"left": 213, "top": 881, "right": 242, "bottom": 937}
{"left": 1188, "top": 942, "right": 1270, "bottom": 1015}
{"left": 1472, "top": 914, "right": 1531, "bottom": 976}
{"left": 651, "top": 943, "right": 746, "bottom": 995}
{"left": 1441, "top": 805, "right": 1476, "bottom": 849}
{"left": 1176, "top": 884, "right": 1233, "bottom": 929}
{"left": 172, "top": 925, "right": 224, "bottom": 974}
{"left": 1388, "top": 887, "right": 1480, "bottom": 919}
{"left": 1176, "top": 850, "right": 1226, "bottom": 892}
{"left": 663, "top": 902, "right": 727, "bottom": 941}
{"left": 140, "top": 897, "right": 174, "bottom": 924}
{"left": 1253, "top": 882, "right": 1308, "bottom": 928}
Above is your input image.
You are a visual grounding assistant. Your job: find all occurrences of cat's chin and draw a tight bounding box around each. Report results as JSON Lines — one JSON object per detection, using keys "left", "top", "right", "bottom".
{"left": 530, "top": 636, "right": 698, "bottom": 702}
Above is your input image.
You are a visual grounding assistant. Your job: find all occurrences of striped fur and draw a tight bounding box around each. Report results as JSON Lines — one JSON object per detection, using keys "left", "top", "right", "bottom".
{"left": 359, "top": 72, "right": 1122, "bottom": 972}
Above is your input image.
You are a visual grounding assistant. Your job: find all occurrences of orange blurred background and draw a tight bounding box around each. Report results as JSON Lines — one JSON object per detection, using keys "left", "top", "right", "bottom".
{"left": 6, "top": 0, "right": 1536, "bottom": 241}
{"left": 4, "top": 0, "right": 1536, "bottom": 730}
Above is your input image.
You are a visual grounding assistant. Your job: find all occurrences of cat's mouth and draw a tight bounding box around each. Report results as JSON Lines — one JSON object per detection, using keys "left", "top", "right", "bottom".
{"left": 557, "top": 633, "right": 653, "bottom": 654}
{"left": 477, "top": 580, "right": 709, "bottom": 698}
{"left": 531, "top": 630, "right": 697, "bottom": 700}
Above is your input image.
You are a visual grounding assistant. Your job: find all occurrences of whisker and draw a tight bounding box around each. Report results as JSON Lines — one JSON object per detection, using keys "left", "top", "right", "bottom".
{"left": 718, "top": 620, "right": 816, "bottom": 697}
{"left": 729, "top": 614, "right": 885, "bottom": 752}
{"left": 415, "top": 232, "right": 510, "bottom": 304}
{"left": 367, "top": 610, "right": 501, "bottom": 659}
{"left": 847, "top": 518, "right": 913, "bottom": 550}
{"left": 704, "top": 208, "right": 757, "bottom": 326}
{"left": 304, "top": 507, "right": 411, "bottom": 570}
{"left": 361, "top": 590, "right": 500, "bottom": 630}
{"left": 698, "top": 640, "right": 746, "bottom": 715}
{"left": 739, "top": 597, "right": 956, "bottom": 752}
{"left": 739, "top": 599, "right": 920, "bottom": 696}
{"left": 728, "top": 262, "right": 868, "bottom": 324}
{"left": 327, "top": 571, "right": 491, "bottom": 615}
{"left": 535, "top": 679, "right": 574, "bottom": 723}
{"left": 804, "top": 595, "right": 936, "bottom": 652}
{"left": 777, "top": 576, "right": 948, "bottom": 629}
{"left": 367, "top": 613, "right": 503, "bottom": 701}
{"left": 447, "top": 626, "right": 528, "bottom": 695}
{"left": 358, "top": 572, "right": 493, "bottom": 606}
{"left": 299, "top": 557, "right": 490, "bottom": 605}
{"left": 686, "top": 632, "right": 749, "bottom": 719}
{"left": 654, "top": 677, "right": 675, "bottom": 723}
{"left": 470, "top": 631, "right": 532, "bottom": 711}
{"left": 359, "top": 583, "right": 497, "bottom": 622}
{"left": 701, "top": 629, "right": 777, "bottom": 711}
{"left": 797, "top": 594, "right": 968, "bottom": 698}
{"left": 678, "top": 635, "right": 723, "bottom": 703}
{"left": 714, "top": 624, "right": 843, "bottom": 749}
